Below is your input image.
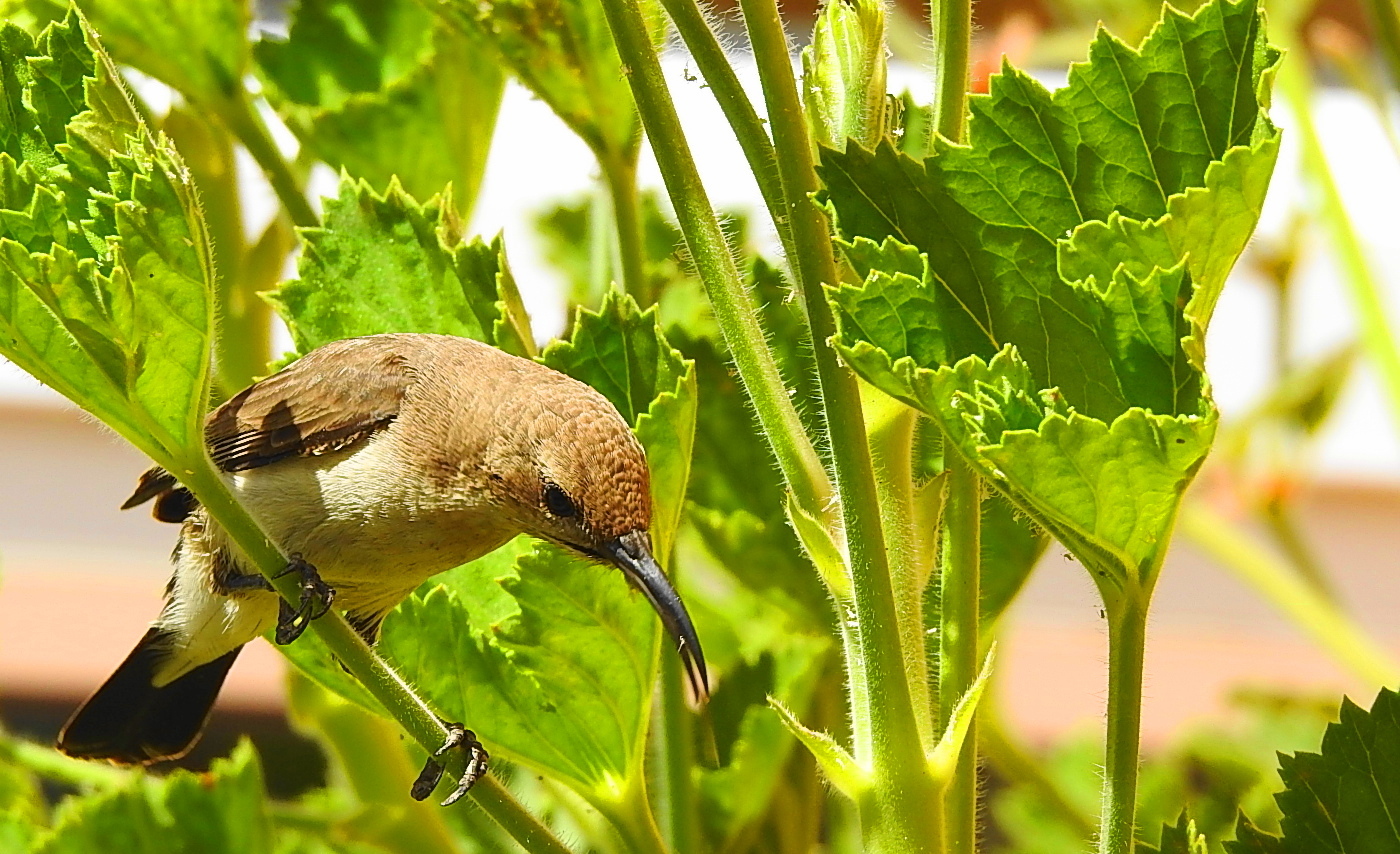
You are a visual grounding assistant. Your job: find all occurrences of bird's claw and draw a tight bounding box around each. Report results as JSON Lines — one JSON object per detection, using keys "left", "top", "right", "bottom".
{"left": 273, "top": 555, "right": 335, "bottom": 644}
{"left": 410, "top": 722, "right": 489, "bottom": 806}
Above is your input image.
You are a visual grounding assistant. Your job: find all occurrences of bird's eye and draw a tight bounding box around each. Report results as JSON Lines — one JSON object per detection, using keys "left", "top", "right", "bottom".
{"left": 543, "top": 482, "right": 578, "bottom": 518}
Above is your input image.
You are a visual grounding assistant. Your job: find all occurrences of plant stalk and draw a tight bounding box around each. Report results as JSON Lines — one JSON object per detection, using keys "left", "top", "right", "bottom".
{"left": 177, "top": 462, "right": 573, "bottom": 854}
{"left": 735, "top": 0, "right": 939, "bottom": 849}
{"left": 1099, "top": 589, "right": 1149, "bottom": 854}
{"left": 1180, "top": 502, "right": 1400, "bottom": 686}
{"left": 653, "top": 634, "right": 699, "bottom": 853}
{"left": 599, "top": 148, "right": 653, "bottom": 306}
{"left": 594, "top": 0, "right": 833, "bottom": 521}
{"left": 653, "top": 0, "right": 801, "bottom": 270}
{"left": 1361, "top": 0, "right": 1400, "bottom": 96}
{"left": 938, "top": 453, "right": 981, "bottom": 854}
{"left": 929, "top": 0, "right": 972, "bottom": 141}
{"left": 215, "top": 93, "right": 319, "bottom": 230}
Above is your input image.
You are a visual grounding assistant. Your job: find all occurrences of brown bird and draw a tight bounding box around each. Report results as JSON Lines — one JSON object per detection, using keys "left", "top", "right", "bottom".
{"left": 56, "top": 332, "right": 708, "bottom": 804}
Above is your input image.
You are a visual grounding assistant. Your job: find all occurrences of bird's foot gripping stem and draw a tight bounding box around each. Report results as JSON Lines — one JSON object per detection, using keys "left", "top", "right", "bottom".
{"left": 411, "top": 722, "right": 489, "bottom": 806}
{"left": 273, "top": 555, "right": 335, "bottom": 645}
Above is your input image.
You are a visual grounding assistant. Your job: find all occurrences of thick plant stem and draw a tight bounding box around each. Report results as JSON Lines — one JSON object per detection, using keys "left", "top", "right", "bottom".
{"left": 177, "top": 463, "right": 573, "bottom": 854}
{"left": 929, "top": 0, "right": 971, "bottom": 141}
{"left": 595, "top": 0, "right": 832, "bottom": 520}
{"left": 938, "top": 453, "right": 981, "bottom": 854}
{"left": 736, "top": 0, "right": 939, "bottom": 849}
{"left": 654, "top": 0, "right": 800, "bottom": 269}
{"left": 599, "top": 148, "right": 653, "bottom": 306}
{"left": 216, "top": 93, "right": 319, "bottom": 230}
{"left": 1180, "top": 502, "right": 1400, "bottom": 686}
{"left": 654, "top": 649, "right": 699, "bottom": 853}
{"left": 1099, "top": 590, "right": 1149, "bottom": 854}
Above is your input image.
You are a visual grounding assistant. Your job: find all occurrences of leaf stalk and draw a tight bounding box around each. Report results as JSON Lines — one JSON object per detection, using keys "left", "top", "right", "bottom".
{"left": 937, "top": 453, "right": 980, "bottom": 854}
{"left": 1098, "top": 587, "right": 1149, "bottom": 854}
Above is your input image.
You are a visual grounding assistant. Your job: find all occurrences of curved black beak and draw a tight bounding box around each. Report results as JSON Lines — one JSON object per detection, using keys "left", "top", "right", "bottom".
{"left": 605, "top": 531, "right": 710, "bottom": 702}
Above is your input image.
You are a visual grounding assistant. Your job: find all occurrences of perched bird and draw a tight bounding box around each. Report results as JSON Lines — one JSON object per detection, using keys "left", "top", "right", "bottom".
{"left": 57, "top": 333, "right": 708, "bottom": 804}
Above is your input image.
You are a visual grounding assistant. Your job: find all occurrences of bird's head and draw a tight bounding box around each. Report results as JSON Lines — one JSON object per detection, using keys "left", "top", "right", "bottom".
{"left": 485, "top": 387, "right": 709, "bottom": 701}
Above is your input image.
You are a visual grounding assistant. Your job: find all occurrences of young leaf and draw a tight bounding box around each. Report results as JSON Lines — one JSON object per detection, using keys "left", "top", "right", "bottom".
{"left": 821, "top": 0, "right": 1279, "bottom": 589}
{"left": 33, "top": 741, "right": 273, "bottom": 854}
{"left": 254, "top": 0, "right": 506, "bottom": 216}
{"left": 1226, "top": 816, "right": 1285, "bottom": 853}
{"left": 1139, "top": 813, "right": 1210, "bottom": 854}
{"left": 801, "top": 0, "right": 888, "bottom": 151}
{"left": 1275, "top": 688, "right": 1400, "bottom": 852}
{"left": 768, "top": 697, "right": 862, "bottom": 799}
{"left": 927, "top": 645, "right": 995, "bottom": 782}
{"left": 267, "top": 176, "right": 533, "bottom": 358}
{"left": 0, "top": 11, "right": 214, "bottom": 470}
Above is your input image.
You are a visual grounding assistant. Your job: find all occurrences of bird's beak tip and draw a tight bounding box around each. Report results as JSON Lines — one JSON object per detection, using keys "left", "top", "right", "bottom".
{"left": 606, "top": 532, "right": 710, "bottom": 706}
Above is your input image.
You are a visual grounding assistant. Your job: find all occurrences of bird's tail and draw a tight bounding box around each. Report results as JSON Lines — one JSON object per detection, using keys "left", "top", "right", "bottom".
{"left": 56, "top": 628, "right": 241, "bottom": 764}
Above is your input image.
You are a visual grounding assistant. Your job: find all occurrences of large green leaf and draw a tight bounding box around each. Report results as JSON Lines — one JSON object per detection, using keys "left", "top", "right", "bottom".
{"left": 1275, "top": 688, "right": 1400, "bottom": 852}
{"left": 0, "top": 11, "right": 213, "bottom": 470}
{"left": 33, "top": 742, "right": 272, "bottom": 854}
{"left": 254, "top": 0, "right": 505, "bottom": 217}
{"left": 266, "top": 176, "right": 533, "bottom": 358}
{"left": 822, "top": 0, "right": 1279, "bottom": 589}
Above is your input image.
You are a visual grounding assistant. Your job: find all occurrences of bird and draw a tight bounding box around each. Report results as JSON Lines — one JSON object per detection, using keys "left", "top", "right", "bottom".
{"left": 56, "top": 332, "right": 708, "bottom": 804}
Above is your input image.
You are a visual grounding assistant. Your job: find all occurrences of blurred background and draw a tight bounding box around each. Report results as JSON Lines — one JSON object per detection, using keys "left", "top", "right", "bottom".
{"left": 0, "top": 0, "right": 1397, "bottom": 822}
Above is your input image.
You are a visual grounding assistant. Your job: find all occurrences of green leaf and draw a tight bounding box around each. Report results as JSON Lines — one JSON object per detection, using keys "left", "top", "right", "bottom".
{"left": 0, "top": 11, "right": 214, "bottom": 470}
{"left": 74, "top": 0, "right": 248, "bottom": 109}
{"left": 928, "top": 645, "right": 995, "bottom": 782}
{"left": 34, "top": 741, "right": 273, "bottom": 854}
{"left": 1226, "top": 816, "right": 1285, "bottom": 853}
{"left": 1275, "top": 688, "right": 1400, "bottom": 852}
{"left": 541, "top": 289, "right": 695, "bottom": 556}
{"left": 267, "top": 176, "right": 533, "bottom": 358}
{"left": 769, "top": 697, "right": 862, "bottom": 800}
{"left": 822, "top": 0, "right": 1278, "bottom": 589}
{"left": 433, "top": 0, "right": 663, "bottom": 159}
{"left": 254, "top": 0, "right": 505, "bottom": 216}
{"left": 801, "top": 0, "right": 888, "bottom": 151}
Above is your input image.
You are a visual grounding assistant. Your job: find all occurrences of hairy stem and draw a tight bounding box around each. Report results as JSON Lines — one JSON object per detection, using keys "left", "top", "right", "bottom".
{"left": 736, "top": 0, "right": 939, "bottom": 850}
{"left": 178, "top": 462, "right": 574, "bottom": 854}
{"left": 654, "top": 0, "right": 800, "bottom": 269}
{"left": 1099, "top": 589, "right": 1149, "bottom": 854}
{"left": 653, "top": 637, "right": 699, "bottom": 853}
{"left": 595, "top": 0, "right": 833, "bottom": 520}
{"left": 938, "top": 453, "right": 981, "bottom": 854}
{"left": 929, "top": 0, "right": 971, "bottom": 141}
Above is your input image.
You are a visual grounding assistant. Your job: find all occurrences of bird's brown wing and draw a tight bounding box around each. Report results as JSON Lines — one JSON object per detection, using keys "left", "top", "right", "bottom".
{"left": 123, "top": 336, "right": 428, "bottom": 518}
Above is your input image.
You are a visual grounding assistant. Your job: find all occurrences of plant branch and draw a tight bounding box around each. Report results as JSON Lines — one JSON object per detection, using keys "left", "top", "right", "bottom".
{"left": 177, "top": 463, "right": 574, "bottom": 854}
{"left": 1180, "top": 502, "right": 1400, "bottom": 685}
{"left": 654, "top": 0, "right": 800, "bottom": 269}
{"left": 598, "top": 148, "right": 653, "bottom": 305}
{"left": 1099, "top": 588, "right": 1149, "bottom": 854}
{"left": 735, "top": 0, "right": 938, "bottom": 850}
{"left": 595, "top": 0, "right": 833, "bottom": 521}
{"left": 215, "top": 93, "right": 319, "bottom": 230}
{"left": 929, "top": 0, "right": 971, "bottom": 141}
{"left": 938, "top": 453, "right": 981, "bottom": 854}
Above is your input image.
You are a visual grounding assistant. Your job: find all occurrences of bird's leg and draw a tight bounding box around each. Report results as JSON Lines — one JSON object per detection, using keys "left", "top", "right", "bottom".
{"left": 272, "top": 555, "right": 336, "bottom": 645}
{"left": 410, "top": 721, "right": 490, "bottom": 807}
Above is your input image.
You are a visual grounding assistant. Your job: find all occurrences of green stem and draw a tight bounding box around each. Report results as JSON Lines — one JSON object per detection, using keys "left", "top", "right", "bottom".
{"left": 594, "top": 0, "right": 833, "bottom": 521}
{"left": 929, "top": 0, "right": 972, "bottom": 141}
{"left": 597, "top": 779, "right": 671, "bottom": 854}
{"left": 1099, "top": 589, "right": 1149, "bottom": 854}
{"left": 177, "top": 462, "right": 573, "bottom": 854}
{"left": 0, "top": 736, "right": 131, "bottom": 790}
{"left": 1180, "top": 502, "right": 1400, "bottom": 686}
{"left": 1281, "top": 58, "right": 1400, "bottom": 432}
{"left": 598, "top": 148, "right": 653, "bottom": 305}
{"left": 735, "top": 0, "right": 938, "bottom": 850}
{"left": 215, "top": 93, "right": 319, "bottom": 230}
{"left": 653, "top": 0, "right": 801, "bottom": 270}
{"left": 938, "top": 453, "right": 980, "bottom": 854}
{"left": 653, "top": 640, "right": 699, "bottom": 853}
